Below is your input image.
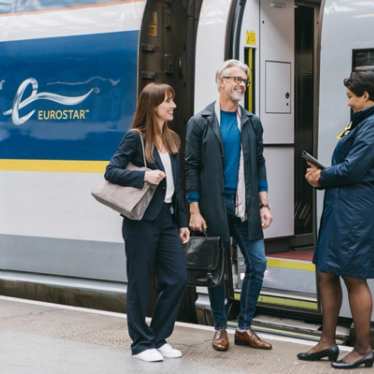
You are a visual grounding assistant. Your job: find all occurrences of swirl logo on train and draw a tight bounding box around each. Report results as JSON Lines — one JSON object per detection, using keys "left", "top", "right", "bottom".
{"left": 2, "top": 77, "right": 97, "bottom": 126}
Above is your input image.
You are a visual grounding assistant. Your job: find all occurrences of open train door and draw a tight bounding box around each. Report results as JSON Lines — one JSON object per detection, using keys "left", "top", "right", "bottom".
{"left": 192, "top": 0, "right": 322, "bottom": 323}
{"left": 138, "top": 0, "right": 203, "bottom": 148}
{"left": 228, "top": 0, "right": 322, "bottom": 317}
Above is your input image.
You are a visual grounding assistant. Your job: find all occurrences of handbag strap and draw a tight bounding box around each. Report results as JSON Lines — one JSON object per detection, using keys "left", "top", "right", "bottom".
{"left": 191, "top": 229, "right": 208, "bottom": 237}
{"left": 131, "top": 129, "right": 147, "bottom": 168}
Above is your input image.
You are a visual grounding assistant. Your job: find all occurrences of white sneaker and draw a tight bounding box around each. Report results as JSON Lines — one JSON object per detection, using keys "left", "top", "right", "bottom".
{"left": 158, "top": 343, "right": 182, "bottom": 358}
{"left": 133, "top": 348, "right": 164, "bottom": 362}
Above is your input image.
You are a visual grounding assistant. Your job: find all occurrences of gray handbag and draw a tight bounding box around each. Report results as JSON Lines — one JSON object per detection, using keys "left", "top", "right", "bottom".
{"left": 91, "top": 131, "right": 156, "bottom": 220}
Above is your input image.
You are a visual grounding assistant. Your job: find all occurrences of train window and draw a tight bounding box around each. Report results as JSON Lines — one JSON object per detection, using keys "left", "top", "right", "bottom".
{"left": 353, "top": 49, "right": 374, "bottom": 71}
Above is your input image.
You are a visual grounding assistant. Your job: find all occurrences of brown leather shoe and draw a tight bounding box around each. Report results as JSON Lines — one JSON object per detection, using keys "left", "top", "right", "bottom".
{"left": 212, "top": 329, "right": 229, "bottom": 351}
{"left": 234, "top": 329, "right": 272, "bottom": 350}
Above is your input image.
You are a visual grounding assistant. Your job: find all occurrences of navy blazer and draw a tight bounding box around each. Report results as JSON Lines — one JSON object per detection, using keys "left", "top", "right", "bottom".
{"left": 104, "top": 130, "right": 187, "bottom": 227}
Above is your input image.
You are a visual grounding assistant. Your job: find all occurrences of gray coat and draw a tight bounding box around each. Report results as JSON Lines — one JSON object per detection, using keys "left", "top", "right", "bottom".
{"left": 185, "top": 102, "right": 268, "bottom": 244}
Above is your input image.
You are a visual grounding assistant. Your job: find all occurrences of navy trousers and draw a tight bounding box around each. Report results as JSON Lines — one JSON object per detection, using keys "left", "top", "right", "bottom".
{"left": 122, "top": 203, "right": 187, "bottom": 355}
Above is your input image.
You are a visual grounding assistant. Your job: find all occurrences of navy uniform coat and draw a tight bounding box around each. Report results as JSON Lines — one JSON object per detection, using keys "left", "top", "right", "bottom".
{"left": 315, "top": 106, "right": 374, "bottom": 278}
{"left": 185, "top": 102, "right": 267, "bottom": 244}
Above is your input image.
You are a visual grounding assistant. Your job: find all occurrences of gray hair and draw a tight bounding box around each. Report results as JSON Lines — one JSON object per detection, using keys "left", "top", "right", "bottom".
{"left": 215, "top": 59, "right": 249, "bottom": 87}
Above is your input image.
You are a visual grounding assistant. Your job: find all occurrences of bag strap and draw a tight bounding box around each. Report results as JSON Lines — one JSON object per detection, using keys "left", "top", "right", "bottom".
{"left": 138, "top": 132, "right": 147, "bottom": 168}
{"left": 131, "top": 129, "right": 147, "bottom": 168}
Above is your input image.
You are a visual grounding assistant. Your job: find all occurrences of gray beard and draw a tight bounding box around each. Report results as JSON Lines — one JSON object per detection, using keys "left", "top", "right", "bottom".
{"left": 230, "top": 91, "right": 244, "bottom": 102}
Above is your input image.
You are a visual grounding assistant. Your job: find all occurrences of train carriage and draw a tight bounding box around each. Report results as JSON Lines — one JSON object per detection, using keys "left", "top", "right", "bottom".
{"left": 0, "top": 0, "right": 373, "bottom": 323}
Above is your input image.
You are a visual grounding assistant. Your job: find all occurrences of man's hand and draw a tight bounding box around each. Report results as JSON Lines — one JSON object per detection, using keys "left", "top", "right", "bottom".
{"left": 189, "top": 212, "right": 207, "bottom": 232}
{"left": 179, "top": 227, "right": 190, "bottom": 244}
{"left": 260, "top": 206, "right": 272, "bottom": 229}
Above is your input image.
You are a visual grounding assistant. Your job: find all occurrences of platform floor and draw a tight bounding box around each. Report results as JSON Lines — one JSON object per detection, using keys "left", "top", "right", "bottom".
{"left": 0, "top": 296, "right": 369, "bottom": 374}
{"left": 268, "top": 248, "right": 314, "bottom": 261}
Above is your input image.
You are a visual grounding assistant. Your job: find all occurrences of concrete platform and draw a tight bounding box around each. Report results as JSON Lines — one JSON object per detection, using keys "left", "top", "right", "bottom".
{"left": 0, "top": 296, "right": 369, "bottom": 374}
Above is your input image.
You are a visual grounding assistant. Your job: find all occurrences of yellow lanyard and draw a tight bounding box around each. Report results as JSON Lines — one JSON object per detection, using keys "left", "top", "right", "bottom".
{"left": 336, "top": 122, "right": 352, "bottom": 140}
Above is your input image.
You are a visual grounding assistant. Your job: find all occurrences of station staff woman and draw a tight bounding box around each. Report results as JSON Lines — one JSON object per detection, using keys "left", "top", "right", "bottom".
{"left": 105, "top": 83, "right": 189, "bottom": 362}
{"left": 298, "top": 71, "right": 374, "bottom": 369}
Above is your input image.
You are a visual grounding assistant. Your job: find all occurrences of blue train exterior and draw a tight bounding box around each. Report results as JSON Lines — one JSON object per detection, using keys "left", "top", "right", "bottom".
{"left": 0, "top": 1, "right": 146, "bottom": 296}
{"left": 0, "top": 1, "right": 140, "bottom": 161}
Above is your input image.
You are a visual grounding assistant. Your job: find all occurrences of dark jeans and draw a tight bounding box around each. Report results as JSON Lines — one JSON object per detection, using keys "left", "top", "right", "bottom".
{"left": 208, "top": 194, "right": 267, "bottom": 330}
{"left": 123, "top": 204, "right": 187, "bottom": 354}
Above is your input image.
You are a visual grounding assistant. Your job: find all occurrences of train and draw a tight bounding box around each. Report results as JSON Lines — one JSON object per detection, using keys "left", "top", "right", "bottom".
{"left": 0, "top": 0, "right": 373, "bottom": 324}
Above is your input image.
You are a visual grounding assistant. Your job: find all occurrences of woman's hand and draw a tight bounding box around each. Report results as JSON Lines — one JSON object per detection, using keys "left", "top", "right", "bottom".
{"left": 179, "top": 227, "right": 190, "bottom": 244}
{"left": 144, "top": 170, "right": 165, "bottom": 185}
{"left": 305, "top": 163, "right": 321, "bottom": 188}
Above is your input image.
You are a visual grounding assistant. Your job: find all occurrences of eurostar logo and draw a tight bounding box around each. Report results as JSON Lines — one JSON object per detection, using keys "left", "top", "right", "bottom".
{"left": 3, "top": 78, "right": 96, "bottom": 125}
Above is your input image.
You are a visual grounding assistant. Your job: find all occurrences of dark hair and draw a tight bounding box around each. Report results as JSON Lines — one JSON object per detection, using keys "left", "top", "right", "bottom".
{"left": 132, "top": 83, "right": 180, "bottom": 162}
{"left": 343, "top": 71, "right": 374, "bottom": 99}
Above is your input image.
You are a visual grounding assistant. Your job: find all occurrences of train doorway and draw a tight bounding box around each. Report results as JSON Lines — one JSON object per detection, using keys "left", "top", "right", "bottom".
{"left": 228, "top": 0, "right": 322, "bottom": 313}
{"left": 138, "top": 0, "right": 203, "bottom": 147}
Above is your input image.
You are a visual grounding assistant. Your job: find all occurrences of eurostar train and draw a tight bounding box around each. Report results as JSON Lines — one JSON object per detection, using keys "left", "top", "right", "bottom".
{"left": 0, "top": 0, "right": 373, "bottom": 323}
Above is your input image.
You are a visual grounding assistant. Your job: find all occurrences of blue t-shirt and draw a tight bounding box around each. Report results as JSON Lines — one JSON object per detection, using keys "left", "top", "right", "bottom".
{"left": 220, "top": 110, "right": 241, "bottom": 194}
{"left": 185, "top": 109, "right": 268, "bottom": 203}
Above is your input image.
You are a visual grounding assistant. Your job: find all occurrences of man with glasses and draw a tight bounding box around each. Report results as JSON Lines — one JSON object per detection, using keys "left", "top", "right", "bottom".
{"left": 185, "top": 59, "right": 272, "bottom": 351}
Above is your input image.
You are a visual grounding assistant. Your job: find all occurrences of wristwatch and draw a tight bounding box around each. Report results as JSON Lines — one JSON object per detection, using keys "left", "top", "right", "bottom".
{"left": 259, "top": 203, "right": 270, "bottom": 210}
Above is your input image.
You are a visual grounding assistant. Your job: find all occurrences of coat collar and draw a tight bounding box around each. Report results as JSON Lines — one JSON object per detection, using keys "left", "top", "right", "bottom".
{"left": 201, "top": 101, "right": 253, "bottom": 124}
{"left": 351, "top": 105, "right": 374, "bottom": 129}
{"left": 200, "top": 101, "right": 253, "bottom": 153}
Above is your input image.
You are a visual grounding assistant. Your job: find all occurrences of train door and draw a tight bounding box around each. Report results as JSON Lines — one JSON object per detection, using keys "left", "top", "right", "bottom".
{"left": 138, "top": 0, "right": 203, "bottom": 149}
{"left": 230, "top": 0, "right": 321, "bottom": 313}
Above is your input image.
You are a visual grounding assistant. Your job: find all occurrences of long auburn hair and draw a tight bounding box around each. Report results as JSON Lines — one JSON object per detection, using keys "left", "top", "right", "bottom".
{"left": 132, "top": 82, "right": 180, "bottom": 163}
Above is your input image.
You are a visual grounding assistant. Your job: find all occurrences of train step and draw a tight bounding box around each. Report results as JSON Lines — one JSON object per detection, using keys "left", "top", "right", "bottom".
{"left": 242, "top": 315, "right": 350, "bottom": 345}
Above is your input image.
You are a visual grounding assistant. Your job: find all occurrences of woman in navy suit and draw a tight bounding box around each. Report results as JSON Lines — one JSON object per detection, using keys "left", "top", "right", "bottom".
{"left": 105, "top": 83, "right": 189, "bottom": 362}
{"left": 297, "top": 71, "right": 374, "bottom": 369}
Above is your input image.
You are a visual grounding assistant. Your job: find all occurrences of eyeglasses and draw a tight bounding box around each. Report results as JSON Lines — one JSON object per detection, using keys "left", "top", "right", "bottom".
{"left": 222, "top": 76, "right": 249, "bottom": 86}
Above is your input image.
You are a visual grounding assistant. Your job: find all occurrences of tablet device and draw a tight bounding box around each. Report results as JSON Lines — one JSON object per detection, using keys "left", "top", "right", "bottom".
{"left": 301, "top": 150, "right": 326, "bottom": 170}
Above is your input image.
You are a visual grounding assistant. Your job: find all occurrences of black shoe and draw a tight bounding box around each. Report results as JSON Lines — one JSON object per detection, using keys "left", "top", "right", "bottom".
{"left": 331, "top": 351, "right": 374, "bottom": 369}
{"left": 297, "top": 345, "right": 339, "bottom": 362}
